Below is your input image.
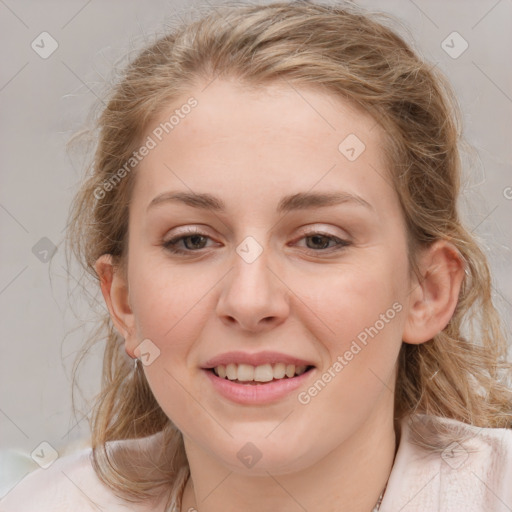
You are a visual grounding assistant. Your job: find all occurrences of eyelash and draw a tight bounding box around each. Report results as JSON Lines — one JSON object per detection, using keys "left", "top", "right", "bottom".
{"left": 162, "top": 229, "right": 351, "bottom": 256}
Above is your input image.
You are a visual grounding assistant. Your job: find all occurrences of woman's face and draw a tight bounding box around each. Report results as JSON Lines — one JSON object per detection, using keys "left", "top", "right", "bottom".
{"left": 121, "top": 79, "right": 413, "bottom": 474}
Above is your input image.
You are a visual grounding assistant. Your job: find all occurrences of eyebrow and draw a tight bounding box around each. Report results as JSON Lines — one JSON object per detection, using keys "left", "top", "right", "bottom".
{"left": 147, "top": 190, "right": 374, "bottom": 214}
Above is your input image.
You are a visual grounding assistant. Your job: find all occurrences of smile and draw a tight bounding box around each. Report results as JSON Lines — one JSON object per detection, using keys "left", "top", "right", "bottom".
{"left": 211, "top": 363, "right": 312, "bottom": 384}
{"left": 203, "top": 365, "right": 315, "bottom": 405}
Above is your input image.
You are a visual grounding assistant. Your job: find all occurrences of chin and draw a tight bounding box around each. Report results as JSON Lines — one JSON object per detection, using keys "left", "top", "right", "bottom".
{"left": 212, "top": 438, "right": 316, "bottom": 476}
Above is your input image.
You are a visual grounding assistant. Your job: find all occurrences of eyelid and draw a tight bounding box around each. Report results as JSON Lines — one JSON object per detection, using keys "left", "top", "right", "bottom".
{"left": 163, "top": 225, "right": 212, "bottom": 240}
{"left": 293, "top": 223, "right": 352, "bottom": 243}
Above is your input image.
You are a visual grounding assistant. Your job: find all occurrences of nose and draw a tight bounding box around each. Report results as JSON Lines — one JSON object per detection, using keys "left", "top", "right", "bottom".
{"left": 215, "top": 243, "right": 290, "bottom": 333}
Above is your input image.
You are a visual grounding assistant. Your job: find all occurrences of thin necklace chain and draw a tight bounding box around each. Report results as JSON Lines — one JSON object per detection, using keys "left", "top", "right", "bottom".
{"left": 372, "top": 486, "right": 385, "bottom": 511}
{"left": 173, "top": 481, "right": 387, "bottom": 512}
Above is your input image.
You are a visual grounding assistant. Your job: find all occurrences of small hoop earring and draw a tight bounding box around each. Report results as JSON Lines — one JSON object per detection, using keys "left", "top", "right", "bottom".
{"left": 133, "top": 357, "right": 141, "bottom": 371}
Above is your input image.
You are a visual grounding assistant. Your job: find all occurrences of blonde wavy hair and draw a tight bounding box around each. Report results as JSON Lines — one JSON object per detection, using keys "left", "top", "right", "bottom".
{"left": 65, "top": 0, "right": 512, "bottom": 507}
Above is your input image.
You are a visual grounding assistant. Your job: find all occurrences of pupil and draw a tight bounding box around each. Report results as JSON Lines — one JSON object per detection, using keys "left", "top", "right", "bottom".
{"left": 187, "top": 235, "right": 205, "bottom": 249}
{"left": 309, "top": 235, "right": 329, "bottom": 249}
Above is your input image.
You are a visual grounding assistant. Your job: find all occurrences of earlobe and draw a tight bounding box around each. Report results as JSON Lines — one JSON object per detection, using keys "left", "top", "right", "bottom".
{"left": 94, "top": 254, "right": 135, "bottom": 353}
{"left": 402, "top": 240, "right": 465, "bottom": 345}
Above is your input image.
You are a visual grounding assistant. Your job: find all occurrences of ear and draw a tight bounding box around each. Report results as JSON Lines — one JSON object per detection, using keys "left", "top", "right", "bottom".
{"left": 94, "top": 254, "right": 136, "bottom": 357}
{"left": 402, "top": 240, "right": 465, "bottom": 345}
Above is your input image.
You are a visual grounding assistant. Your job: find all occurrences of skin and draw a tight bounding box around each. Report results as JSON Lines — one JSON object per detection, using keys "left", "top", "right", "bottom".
{"left": 95, "top": 78, "right": 464, "bottom": 512}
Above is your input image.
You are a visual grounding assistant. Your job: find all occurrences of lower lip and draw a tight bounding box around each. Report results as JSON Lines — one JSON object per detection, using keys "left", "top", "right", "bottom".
{"left": 202, "top": 368, "right": 315, "bottom": 405}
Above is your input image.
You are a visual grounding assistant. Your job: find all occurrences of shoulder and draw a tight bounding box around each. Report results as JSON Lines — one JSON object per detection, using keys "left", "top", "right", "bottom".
{"left": 0, "top": 439, "right": 168, "bottom": 512}
{"left": 382, "top": 413, "right": 512, "bottom": 512}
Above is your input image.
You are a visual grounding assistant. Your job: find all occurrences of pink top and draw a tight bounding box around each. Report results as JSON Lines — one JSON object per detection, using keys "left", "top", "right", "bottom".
{"left": 2, "top": 413, "right": 512, "bottom": 511}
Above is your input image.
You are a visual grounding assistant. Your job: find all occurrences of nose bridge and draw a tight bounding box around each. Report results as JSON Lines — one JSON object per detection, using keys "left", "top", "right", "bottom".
{"left": 215, "top": 232, "right": 289, "bottom": 331}
{"left": 234, "top": 235, "right": 273, "bottom": 293}
{"left": 230, "top": 233, "right": 276, "bottom": 303}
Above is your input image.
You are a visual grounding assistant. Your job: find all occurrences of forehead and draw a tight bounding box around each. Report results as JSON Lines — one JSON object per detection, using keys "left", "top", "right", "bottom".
{"left": 132, "top": 79, "right": 394, "bottom": 214}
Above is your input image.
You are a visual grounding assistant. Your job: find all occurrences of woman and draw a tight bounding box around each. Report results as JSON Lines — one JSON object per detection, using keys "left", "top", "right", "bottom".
{"left": 3, "top": 1, "right": 511, "bottom": 511}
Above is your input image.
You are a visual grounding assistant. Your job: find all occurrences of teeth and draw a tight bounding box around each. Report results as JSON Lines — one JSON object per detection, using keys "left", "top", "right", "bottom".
{"left": 285, "top": 364, "right": 295, "bottom": 378}
{"left": 237, "top": 364, "right": 254, "bottom": 382}
{"left": 273, "top": 362, "right": 286, "bottom": 379}
{"left": 217, "top": 365, "right": 227, "bottom": 379}
{"left": 226, "top": 363, "right": 237, "bottom": 380}
{"left": 296, "top": 365, "right": 307, "bottom": 376}
{"left": 254, "top": 364, "right": 274, "bottom": 382}
{"left": 213, "top": 363, "right": 310, "bottom": 382}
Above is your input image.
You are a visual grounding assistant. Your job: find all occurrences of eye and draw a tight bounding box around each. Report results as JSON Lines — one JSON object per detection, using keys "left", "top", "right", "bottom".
{"left": 294, "top": 232, "right": 351, "bottom": 253}
{"left": 163, "top": 229, "right": 214, "bottom": 255}
{"left": 162, "top": 229, "right": 351, "bottom": 256}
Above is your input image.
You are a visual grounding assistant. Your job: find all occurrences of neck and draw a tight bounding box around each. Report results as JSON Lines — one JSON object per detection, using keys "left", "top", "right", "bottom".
{"left": 180, "top": 393, "right": 398, "bottom": 512}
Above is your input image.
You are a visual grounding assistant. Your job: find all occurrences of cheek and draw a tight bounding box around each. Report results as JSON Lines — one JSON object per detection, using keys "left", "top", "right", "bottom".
{"left": 125, "top": 247, "right": 210, "bottom": 372}
{"left": 296, "top": 251, "right": 408, "bottom": 412}
{"left": 293, "top": 262, "right": 406, "bottom": 433}
{"left": 303, "top": 254, "right": 407, "bottom": 346}
{"left": 127, "top": 263, "right": 211, "bottom": 431}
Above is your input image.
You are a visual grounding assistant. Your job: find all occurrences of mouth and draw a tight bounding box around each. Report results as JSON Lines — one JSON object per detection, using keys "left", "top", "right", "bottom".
{"left": 207, "top": 363, "right": 315, "bottom": 385}
{"left": 200, "top": 351, "right": 317, "bottom": 403}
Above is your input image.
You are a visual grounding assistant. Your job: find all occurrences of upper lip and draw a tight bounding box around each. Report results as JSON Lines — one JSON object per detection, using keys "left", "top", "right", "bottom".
{"left": 201, "top": 351, "right": 316, "bottom": 369}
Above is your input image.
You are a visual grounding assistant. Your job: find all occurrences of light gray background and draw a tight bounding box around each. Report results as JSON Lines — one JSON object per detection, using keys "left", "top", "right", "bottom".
{"left": 1, "top": 0, "right": 511, "bottom": 497}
